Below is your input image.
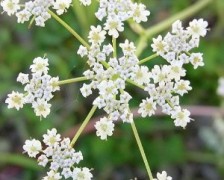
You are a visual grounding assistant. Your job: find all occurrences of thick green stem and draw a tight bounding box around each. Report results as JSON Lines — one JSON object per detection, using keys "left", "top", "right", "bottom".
{"left": 136, "top": 0, "right": 212, "bottom": 56}
{"left": 112, "top": 38, "right": 117, "bottom": 58}
{"left": 70, "top": 105, "right": 97, "bottom": 147}
{"left": 131, "top": 121, "right": 154, "bottom": 180}
{"left": 48, "top": 10, "right": 90, "bottom": 49}
{"left": 57, "top": 77, "right": 87, "bottom": 86}
{"left": 138, "top": 54, "right": 158, "bottom": 65}
{"left": 126, "top": 79, "right": 145, "bottom": 90}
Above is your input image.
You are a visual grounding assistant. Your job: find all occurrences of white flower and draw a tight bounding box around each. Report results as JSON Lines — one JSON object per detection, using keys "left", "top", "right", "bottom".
{"left": 61, "top": 168, "right": 72, "bottom": 179}
{"left": 138, "top": 98, "right": 156, "bottom": 117}
{"left": 1, "top": 0, "right": 20, "bottom": 16}
{"left": 95, "top": 117, "right": 115, "bottom": 140}
{"left": 38, "top": 154, "right": 48, "bottom": 167}
{"left": 73, "top": 167, "right": 93, "bottom": 180}
{"left": 119, "top": 40, "right": 136, "bottom": 55}
{"left": 43, "top": 128, "right": 61, "bottom": 147}
{"left": 16, "top": 9, "right": 31, "bottom": 23}
{"left": 77, "top": 45, "right": 88, "bottom": 57}
{"left": 32, "top": 99, "right": 51, "bottom": 118}
{"left": 172, "top": 20, "right": 183, "bottom": 34}
{"left": 17, "top": 73, "right": 29, "bottom": 84}
{"left": 151, "top": 35, "right": 168, "bottom": 55}
{"left": 88, "top": 25, "right": 106, "bottom": 45}
{"left": 79, "top": 0, "right": 91, "bottom": 6}
{"left": 35, "top": 16, "right": 46, "bottom": 27}
{"left": 23, "top": 139, "right": 42, "bottom": 158}
{"left": 153, "top": 171, "right": 172, "bottom": 180}
{"left": 50, "top": 77, "right": 60, "bottom": 92}
{"left": 30, "top": 57, "right": 49, "bottom": 74}
{"left": 80, "top": 83, "right": 92, "bottom": 97}
{"left": 5, "top": 91, "right": 24, "bottom": 110}
{"left": 43, "top": 170, "right": 62, "bottom": 180}
{"left": 131, "top": 66, "right": 151, "bottom": 85}
{"left": 104, "top": 16, "right": 124, "bottom": 38}
{"left": 53, "top": 0, "right": 72, "bottom": 15}
{"left": 189, "top": 53, "right": 204, "bottom": 69}
{"left": 187, "top": 18, "right": 208, "bottom": 38}
{"left": 171, "top": 108, "right": 192, "bottom": 128}
{"left": 131, "top": 3, "right": 150, "bottom": 23}
{"left": 174, "top": 80, "right": 192, "bottom": 96}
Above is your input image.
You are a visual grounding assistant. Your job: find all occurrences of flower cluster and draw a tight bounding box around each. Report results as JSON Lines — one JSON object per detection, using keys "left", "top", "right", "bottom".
{"left": 5, "top": 57, "right": 60, "bottom": 118}
{"left": 153, "top": 171, "right": 172, "bottom": 180}
{"left": 217, "top": 77, "right": 224, "bottom": 97}
{"left": 23, "top": 128, "right": 93, "bottom": 180}
{"left": 0, "top": 0, "right": 72, "bottom": 26}
{"left": 80, "top": 0, "right": 150, "bottom": 38}
{"left": 151, "top": 19, "right": 208, "bottom": 69}
{"left": 78, "top": 19, "right": 208, "bottom": 140}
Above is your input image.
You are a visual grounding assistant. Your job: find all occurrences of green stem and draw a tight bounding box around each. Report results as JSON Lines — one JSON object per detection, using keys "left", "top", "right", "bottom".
{"left": 138, "top": 54, "right": 158, "bottom": 65}
{"left": 101, "top": 61, "right": 110, "bottom": 69}
{"left": 112, "top": 38, "right": 117, "bottom": 58}
{"left": 57, "top": 77, "right": 87, "bottom": 86}
{"left": 28, "top": 16, "right": 35, "bottom": 29}
{"left": 70, "top": 105, "right": 97, "bottom": 147}
{"left": 136, "top": 0, "right": 212, "bottom": 56}
{"left": 126, "top": 79, "right": 145, "bottom": 90}
{"left": 48, "top": 10, "right": 90, "bottom": 49}
{"left": 131, "top": 121, "right": 154, "bottom": 180}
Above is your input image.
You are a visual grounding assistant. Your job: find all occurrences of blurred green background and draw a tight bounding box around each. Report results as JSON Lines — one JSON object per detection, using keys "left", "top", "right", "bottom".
{"left": 0, "top": 0, "right": 224, "bottom": 179}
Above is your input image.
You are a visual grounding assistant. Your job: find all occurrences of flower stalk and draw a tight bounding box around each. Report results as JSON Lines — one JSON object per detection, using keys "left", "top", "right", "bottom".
{"left": 131, "top": 121, "right": 154, "bottom": 180}
{"left": 70, "top": 105, "right": 97, "bottom": 147}
{"left": 57, "top": 77, "right": 88, "bottom": 86}
{"left": 48, "top": 10, "right": 90, "bottom": 49}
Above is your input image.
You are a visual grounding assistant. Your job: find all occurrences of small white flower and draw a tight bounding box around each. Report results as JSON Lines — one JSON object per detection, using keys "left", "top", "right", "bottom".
{"left": 16, "top": 9, "right": 32, "bottom": 23}
{"left": 95, "top": 117, "right": 115, "bottom": 140}
{"left": 5, "top": 91, "right": 24, "bottom": 110}
{"left": 77, "top": 45, "right": 88, "bottom": 57}
{"left": 88, "top": 25, "right": 106, "bottom": 45}
{"left": 189, "top": 53, "right": 204, "bottom": 69}
{"left": 23, "top": 139, "right": 42, "bottom": 158}
{"left": 131, "top": 3, "right": 150, "bottom": 23}
{"left": 80, "top": 83, "right": 92, "bottom": 97}
{"left": 73, "top": 167, "right": 93, "bottom": 180}
{"left": 50, "top": 77, "right": 60, "bottom": 92}
{"left": 43, "top": 170, "right": 62, "bottom": 180}
{"left": 187, "top": 18, "right": 208, "bottom": 38}
{"left": 104, "top": 17, "right": 124, "bottom": 38}
{"left": 1, "top": 0, "right": 20, "bottom": 16}
{"left": 30, "top": 57, "right": 49, "bottom": 74}
{"left": 32, "top": 99, "right": 51, "bottom": 118}
{"left": 153, "top": 171, "right": 172, "bottom": 180}
{"left": 53, "top": 0, "right": 72, "bottom": 15}
{"left": 61, "top": 168, "right": 72, "bottom": 179}
{"left": 43, "top": 128, "right": 61, "bottom": 146}
{"left": 17, "top": 73, "right": 29, "bottom": 84}
{"left": 171, "top": 108, "right": 192, "bottom": 128}
{"left": 138, "top": 98, "right": 156, "bottom": 117}
{"left": 38, "top": 154, "right": 48, "bottom": 167}
{"left": 151, "top": 35, "right": 168, "bottom": 55}
{"left": 174, "top": 80, "right": 192, "bottom": 96}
